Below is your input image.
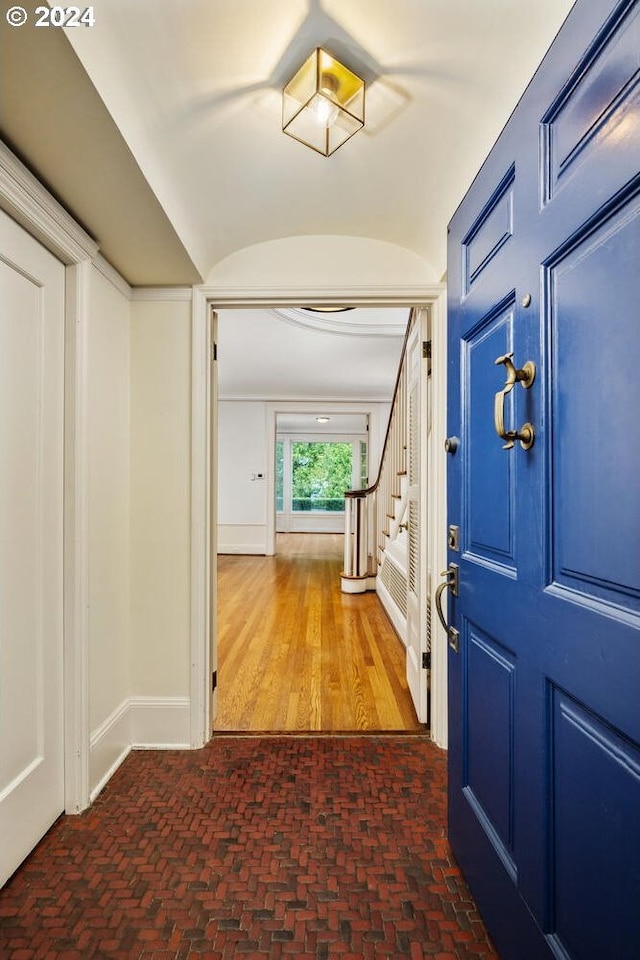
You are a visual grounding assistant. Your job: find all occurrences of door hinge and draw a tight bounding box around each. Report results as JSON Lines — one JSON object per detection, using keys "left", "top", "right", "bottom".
{"left": 212, "top": 341, "right": 217, "bottom": 361}
{"left": 212, "top": 670, "right": 217, "bottom": 692}
{"left": 422, "top": 651, "right": 431, "bottom": 670}
{"left": 422, "top": 340, "right": 432, "bottom": 359}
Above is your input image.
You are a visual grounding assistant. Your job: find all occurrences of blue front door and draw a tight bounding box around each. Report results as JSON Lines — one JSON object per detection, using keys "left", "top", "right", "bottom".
{"left": 445, "top": 1, "right": 640, "bottom": 958}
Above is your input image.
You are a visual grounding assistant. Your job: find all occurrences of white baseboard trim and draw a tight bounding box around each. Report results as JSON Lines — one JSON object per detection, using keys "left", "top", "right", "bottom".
{"left": 217, "top": 543, "right": 265, "bottom": 555}
{"left": 129, "top": 696, "right": 191, "bottom": 748}
{"left": 376, "top": 578, "right": 408, "bottom": 647}
{"left": 90, "top": 746, "right": 132, "bottom": 804}
{"left": 89, "top": 700, "right": 131, "bottom": 801}
{"left": 218, "top": 523, "right": 267, "bottom": 555}
{"left": 89, "top": 696, "right": 192, "bottom": 799}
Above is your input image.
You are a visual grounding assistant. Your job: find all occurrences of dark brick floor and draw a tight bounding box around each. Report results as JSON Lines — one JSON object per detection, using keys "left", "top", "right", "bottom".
{"left": 0, "top": 735, "right": 498, "bottom": 959}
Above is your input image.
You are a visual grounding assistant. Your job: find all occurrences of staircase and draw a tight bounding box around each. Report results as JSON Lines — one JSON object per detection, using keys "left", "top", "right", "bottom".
{"left": 341, "top": 309, "right": 415, "bottom": 617}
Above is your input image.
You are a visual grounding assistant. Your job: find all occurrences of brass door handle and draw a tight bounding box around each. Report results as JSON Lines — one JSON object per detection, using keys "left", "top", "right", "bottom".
{"left": 434, "top": 564, "right": 460, "bottom": 652}
{"left": 494, "top": 352, "right": 536, "bottom": 450}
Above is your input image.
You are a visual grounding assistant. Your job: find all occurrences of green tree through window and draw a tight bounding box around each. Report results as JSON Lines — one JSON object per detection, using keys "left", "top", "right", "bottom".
{"left": 291, "top": 442, "right": 352, "bottom": 512}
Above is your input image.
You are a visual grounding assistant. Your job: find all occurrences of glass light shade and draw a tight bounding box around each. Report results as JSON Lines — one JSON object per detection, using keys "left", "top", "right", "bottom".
{"left": 283, "top": 48, "right": 365, "bottom": 157}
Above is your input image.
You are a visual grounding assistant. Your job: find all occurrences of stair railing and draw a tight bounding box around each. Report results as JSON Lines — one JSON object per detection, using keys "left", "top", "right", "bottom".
{"left": 341, "top": 309, "right": 415, "bottom": 593}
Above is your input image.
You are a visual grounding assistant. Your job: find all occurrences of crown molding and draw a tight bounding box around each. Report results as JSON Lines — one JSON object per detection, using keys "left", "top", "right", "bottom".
{"left": 217, "top": 393, "right": 393, "bottom": 403}
{"left": 198, "top": 283, "right": 444, "bottom": 307}
{"left": 270, "top": 307, "right": 406, "bottom": 339}
{"left": 0, "top": 141, "right": 99, "bottom": 265}
{"left": 93, "top": 254, "right": 132, "bottom": 299}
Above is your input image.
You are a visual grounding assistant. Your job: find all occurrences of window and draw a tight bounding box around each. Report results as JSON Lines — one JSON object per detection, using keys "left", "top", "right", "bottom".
{"left": 275, "top": 435, "right": 367, "bottom": 522}
{"left": 291, "top": 441, "right": 353, "bottom": 513}
{"left": 360, "top": 440, "right": 368, "bottom": 489}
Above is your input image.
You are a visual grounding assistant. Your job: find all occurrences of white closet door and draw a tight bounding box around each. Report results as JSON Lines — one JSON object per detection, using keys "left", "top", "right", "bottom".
{"left": 0, "top": 210, "right": 65, "bottom": 887}
{"left": 405, "top": 316, "right": 427, "bottom": 722}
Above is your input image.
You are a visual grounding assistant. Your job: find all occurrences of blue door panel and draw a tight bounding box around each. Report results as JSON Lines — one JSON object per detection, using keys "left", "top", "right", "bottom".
{"left": 465, "top": 625, "right": 516, "bottom": 865}
{"left": 547, "top": 189, "right": 640, "bottom": 609}
{"left": 534, "top": 595, "right": 640, "bottom": 743}
{"left": 446, "top": 2, "right": 640, "bottom": 958}
{"left": 551, "top": 690, "right": 640, "bottom": 960}
{"left": 541, "top": 0, "right": 640, "bottom": 208}
{"left": 462, "top": 166, "right": 516, "bottom": 295}
{"left": 464, "top": 301, "right": 516, "bottom": 567}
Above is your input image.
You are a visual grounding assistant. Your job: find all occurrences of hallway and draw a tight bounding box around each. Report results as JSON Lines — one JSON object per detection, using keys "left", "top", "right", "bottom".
{"left": 0, "top": 736, "right": 499, "bottom": 959}
{"left": 215, "top": 534, "right": 424, "bottom": 732}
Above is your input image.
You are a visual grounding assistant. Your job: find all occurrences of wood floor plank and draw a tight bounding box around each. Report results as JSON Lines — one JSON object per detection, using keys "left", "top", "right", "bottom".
{"left": 215, "top": 533, "right": 426, "bottom": 733}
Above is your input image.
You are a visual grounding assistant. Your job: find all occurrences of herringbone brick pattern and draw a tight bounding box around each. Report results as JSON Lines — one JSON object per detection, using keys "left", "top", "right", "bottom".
{"left": 0, "top": 736, "right": 498, "bottom": 959}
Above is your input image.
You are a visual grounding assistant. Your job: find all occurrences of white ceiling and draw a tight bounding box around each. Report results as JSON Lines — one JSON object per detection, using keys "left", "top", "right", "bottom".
{"left": 1, "top": 0, "right": 575, "bottom": 285}
{"left": 1, "top": 1, "right": 575, "bottom": 403}
{"left": 276, "top": 413, "right": 369, "bottom": 434}
{"left": 217, "top": 308, "right": 406, "bottom": 400}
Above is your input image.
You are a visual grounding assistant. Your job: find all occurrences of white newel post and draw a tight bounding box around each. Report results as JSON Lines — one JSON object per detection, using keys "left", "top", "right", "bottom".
{"left": 341, "top": 493, "right": 371, "bottom": 593}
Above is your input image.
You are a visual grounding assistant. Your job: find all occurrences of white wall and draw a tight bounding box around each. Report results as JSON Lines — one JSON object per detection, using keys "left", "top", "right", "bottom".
{"left": 217, "top": 401, "right": 268, "bottom": 553}
{"left": 218, "top": 399, "right": 391, "bottom": 553}
{"left": 86, "top": 265, "right": 131, "bottom": 788}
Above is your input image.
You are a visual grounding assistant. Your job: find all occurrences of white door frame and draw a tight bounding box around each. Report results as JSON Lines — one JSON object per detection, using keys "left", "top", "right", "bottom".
{"left": 266, "top": 405, "right": 380, "bottom": 551}
{"left": 191, "top": 283, "right": 449, "bottom": 749}
{"left": 0, "top": 143, "right": 98, "bottom": 814}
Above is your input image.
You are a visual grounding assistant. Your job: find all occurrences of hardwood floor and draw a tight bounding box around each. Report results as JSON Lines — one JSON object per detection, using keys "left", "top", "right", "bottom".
{"left": 214, "top": 533, "right": 425, "bottom": 733}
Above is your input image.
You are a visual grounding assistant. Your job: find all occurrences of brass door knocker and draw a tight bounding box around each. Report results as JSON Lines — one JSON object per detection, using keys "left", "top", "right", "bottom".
{"left": 494, "top": 352, "right": 536, "bottom": 450}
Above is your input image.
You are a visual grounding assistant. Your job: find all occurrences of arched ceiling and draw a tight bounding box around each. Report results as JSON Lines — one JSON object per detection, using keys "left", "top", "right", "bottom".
{"left": 1, "top": 0, "right": 575, "bottom": 285}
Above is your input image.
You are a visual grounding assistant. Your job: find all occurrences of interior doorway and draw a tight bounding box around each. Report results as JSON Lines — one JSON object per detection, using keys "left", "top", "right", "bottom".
{"left": 213, "top": 305, "right": 409, "bottom": 732}
{"left": 189, "top": 286, "right": 449, "bottom": 748}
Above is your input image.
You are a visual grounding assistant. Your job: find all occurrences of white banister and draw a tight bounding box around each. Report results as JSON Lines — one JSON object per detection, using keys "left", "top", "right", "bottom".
{"left": 343, "top": 495, "right": 353, "bottom": 576}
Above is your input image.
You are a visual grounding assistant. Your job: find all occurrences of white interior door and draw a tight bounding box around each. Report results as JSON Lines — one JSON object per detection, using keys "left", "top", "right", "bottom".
{"left": 0, "top": 210, "right": 65, "bottom": 886}
{"left": 405, "top": 313, "right": 428, "bottom": 722}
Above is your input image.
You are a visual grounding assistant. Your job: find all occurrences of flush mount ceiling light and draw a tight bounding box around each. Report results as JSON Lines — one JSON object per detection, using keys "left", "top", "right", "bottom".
{"left": 302, "top": 306, "right": 355, "bottom": 313}
{"left": 316, "top": 417, "right": 331, "bottom": 423}
{"left": 283, "top": 48, "right": 365, "bottom": 157}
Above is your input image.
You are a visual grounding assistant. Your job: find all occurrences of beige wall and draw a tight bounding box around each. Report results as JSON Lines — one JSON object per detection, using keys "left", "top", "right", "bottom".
{"left": 86, "top": 283, "right": 193, "bottom": 790}
{"left": 129, "top": 296, "right": 192, "bottom": 698}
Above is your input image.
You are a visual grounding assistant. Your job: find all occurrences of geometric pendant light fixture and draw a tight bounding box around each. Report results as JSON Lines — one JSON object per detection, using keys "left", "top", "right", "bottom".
{"left": 282, "top": 48, "right": 365, "bottom": 156}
